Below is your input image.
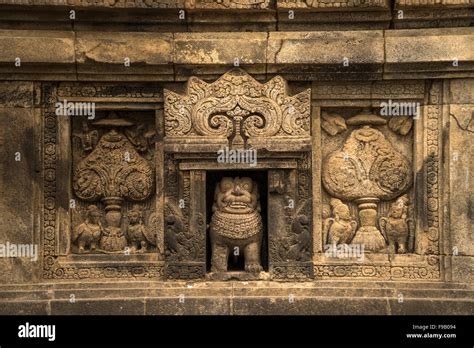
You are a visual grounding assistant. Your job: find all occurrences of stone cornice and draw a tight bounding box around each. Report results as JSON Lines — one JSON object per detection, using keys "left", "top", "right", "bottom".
{"left": 0, "top": 28, "right": 472, "bottom": 81}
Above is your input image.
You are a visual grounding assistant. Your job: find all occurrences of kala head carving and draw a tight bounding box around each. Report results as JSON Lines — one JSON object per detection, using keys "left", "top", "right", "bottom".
{"left": 209, "top": 177, "right": 263, "bottom": 275}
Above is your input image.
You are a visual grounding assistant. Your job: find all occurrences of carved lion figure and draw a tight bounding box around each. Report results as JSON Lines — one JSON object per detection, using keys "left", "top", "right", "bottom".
{"left": 209, "top": 177, "right": 263, "bottom": 273}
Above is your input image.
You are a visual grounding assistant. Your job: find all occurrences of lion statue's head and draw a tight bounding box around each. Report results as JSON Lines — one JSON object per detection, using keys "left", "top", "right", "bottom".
{"left": 212, "top": 177, "right": 260, "bottom": 215}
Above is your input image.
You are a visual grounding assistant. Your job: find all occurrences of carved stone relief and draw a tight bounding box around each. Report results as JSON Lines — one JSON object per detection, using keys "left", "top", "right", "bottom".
{"left": 323, "top": 198, "right": 357, "bottom": 246}
{"left": 315, "top": 82, "right": 443, "bottom": 281}
{"left": 379, "top": 194, "right": 414, "bottom": 254}
{"left": 71, "top": 111, "right": 157, "bottom": 254}
{"left": 42, "top": 84, "right": 164, "bottom": 279}
{"left": 38, "top": 76, "right": 444, "bottom": 283}
{"left": 164, "top": 69, "right": 312, "bottom": 280}
{"left": 268, "top": 164, "right": 313, "bottom": 280}
{"left": 164, "top": 68, "right": 311, "bottom": 150}
{"left": 322, "top": 109, "right": 412, "bottom": 252}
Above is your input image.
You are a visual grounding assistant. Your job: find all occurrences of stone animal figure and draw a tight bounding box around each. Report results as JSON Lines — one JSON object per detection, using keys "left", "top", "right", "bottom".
{"left": 209, "top": 177, "right": 263, "bottom": 273}
{"left": 126, "top": 205, "right": 156, "bottom": 253}
{"left": 323, "top": 198, "right": 357, "bottom": 245}
{"left": 379, "top": 195, "right": 412, "bottom": 254}
{"left": 72, "top": 204, "right": 103, "bottom": 253}
{"left": 286, "top": 214, "right": 311, "bottom": 261}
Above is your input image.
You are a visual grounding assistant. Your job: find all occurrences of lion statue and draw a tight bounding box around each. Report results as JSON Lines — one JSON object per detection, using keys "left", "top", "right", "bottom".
{"left": 209, "top": 177, "right": 263, "bottom": 274}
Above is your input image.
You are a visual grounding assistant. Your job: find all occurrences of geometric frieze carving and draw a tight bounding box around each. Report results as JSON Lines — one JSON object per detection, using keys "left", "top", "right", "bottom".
{"left": 277, "top": 0, "right": 389, "bottom": 8}
{"left": 164, "top": 68, "right": 311, "bottom": 150}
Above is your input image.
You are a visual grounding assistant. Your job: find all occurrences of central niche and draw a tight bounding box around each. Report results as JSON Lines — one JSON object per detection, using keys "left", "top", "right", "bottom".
{"left": 206, "top": 170, "right": 268, "bottom": 277}
{"left": 163, "top": 68, "right": 313, "bottom": 280}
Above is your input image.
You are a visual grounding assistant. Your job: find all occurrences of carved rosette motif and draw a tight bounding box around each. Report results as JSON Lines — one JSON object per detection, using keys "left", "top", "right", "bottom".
{"left": 165, "top": 68, "right": 310, "bottom": 147}
{"left": 43, "top": 109, "right": 58, "bottom": 279}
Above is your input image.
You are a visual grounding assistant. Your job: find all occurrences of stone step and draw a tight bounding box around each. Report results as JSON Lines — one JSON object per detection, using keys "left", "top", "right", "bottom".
{"left": 0, "top": 281, "right": 472, "bottom": 302}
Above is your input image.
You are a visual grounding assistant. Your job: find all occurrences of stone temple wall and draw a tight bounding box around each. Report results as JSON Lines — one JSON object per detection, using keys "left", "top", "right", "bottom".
{"left": 0, "top": 0, "right": 472, "bottom": 315}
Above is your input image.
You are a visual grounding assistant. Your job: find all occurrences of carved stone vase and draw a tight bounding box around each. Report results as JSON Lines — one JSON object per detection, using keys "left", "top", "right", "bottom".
{"left": 322, "top": 112, "right": 412, "bottom": 252}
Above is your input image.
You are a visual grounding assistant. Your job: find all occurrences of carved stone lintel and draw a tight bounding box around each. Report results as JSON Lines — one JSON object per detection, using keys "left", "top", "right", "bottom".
{"left": 164, "top": 68, "right": 311, "bottom": 150}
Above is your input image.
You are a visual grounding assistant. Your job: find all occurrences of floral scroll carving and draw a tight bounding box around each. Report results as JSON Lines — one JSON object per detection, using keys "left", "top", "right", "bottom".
{"left": 164, "top": 68, "right": 310, "bottom": 147}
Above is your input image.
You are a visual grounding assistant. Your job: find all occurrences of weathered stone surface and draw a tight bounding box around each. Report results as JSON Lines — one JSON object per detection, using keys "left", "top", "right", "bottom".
{"left": 0, "top": 30, "right": 74, "bottom": 64}
{"left": 0, "top": 0, "right": 185, "bottom": 8}
{"left": 448, "top": 103, "right": 474, "bottom": 256}
{"left": 449, "top": 78, "right": 474, "bottom": 104}
{"left": 0, "top": 0, "right": 473, "bottom": 318}
{"left": 385, "top": 28, "right": 474, "bottom": 79}
{"left": 75, "top": 32, "right": 174, "bottom": 81}
{"left": 0, "top": 30, "right": 75, "bottom": 80}
{"left": 396, "top": 0, "right": 473, "bottom": 6}
{"left": 187, "top": 11, "right": 276, "bottom": 32}
{"left": 146, "top": 297, "right": 232, "bottom": 315}
{"left": 278, "top": 0, "right": 390, "bottom": 8}
{"left": 0, "top": 29, "right": 472, "bottom": 81}
{"left": 0, "top": 81, "right": 35, "bottom": 107}
{"left": 174, "top": 32, "right": 267, "bottom": 79}
{"left": 50, "top": 299, "right": 145, "bottom": 315}
{"left": 267, "top": 31, "right": 384, "bottom": 80}
{"left": 388, "top": 298, "right": 474, "bottom": 315}
{"left": 451, "top": 256, "right": 474, "bottom": 283}
{"left": 0, "top": 301, "right": 49, "bottom": 315}
{"left": 0, "top": 281, "right": 472, "bottom": 314}
{"left": 0, "top": 107, "right": 40, "bottom": 284}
